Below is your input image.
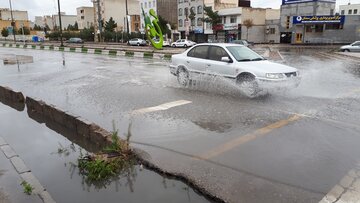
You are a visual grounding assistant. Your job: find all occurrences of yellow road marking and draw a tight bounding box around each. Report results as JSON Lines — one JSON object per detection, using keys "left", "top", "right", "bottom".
{"left": 197, "top": 114, "right": 303, "bottom": 160}
{"left": 132, "top": 100, "right": 192, "bottom": 115}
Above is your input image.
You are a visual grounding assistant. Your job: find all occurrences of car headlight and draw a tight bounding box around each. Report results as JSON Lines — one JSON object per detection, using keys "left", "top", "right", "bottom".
{"left": 266, "top": 73, "right": 285, "bottom": 79}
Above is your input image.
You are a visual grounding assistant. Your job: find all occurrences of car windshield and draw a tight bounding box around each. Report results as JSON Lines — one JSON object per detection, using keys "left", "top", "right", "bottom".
{"left": 226, "top": 46, "right": 264, "bottom": 62}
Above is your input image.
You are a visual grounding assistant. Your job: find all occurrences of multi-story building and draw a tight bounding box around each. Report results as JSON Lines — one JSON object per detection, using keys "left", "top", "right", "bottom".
{"left": 280, "top": 0, "right": 337, "bottom": 43}
{"left": 216, "top": 7, "right": 280, "bottom": 43}
{"left": 178, "top": 0, "right": 205, "bottom": 41}
{"left": 339, "top": 3, "right": 360, "bottom": 15}
{"left": 94, "top": 0, "right": 140, "bottom": 33}
{"left": 77, "top": 7, "right": 95, "bottom": 29}
{"left": 0, "top": 8, "right": 29, "bottom": 34}
{"left": 52, "top": 14, "right": 77, "bottom": 30}
{"left": 34, "top": 16, "right": 43, "bottom": 27}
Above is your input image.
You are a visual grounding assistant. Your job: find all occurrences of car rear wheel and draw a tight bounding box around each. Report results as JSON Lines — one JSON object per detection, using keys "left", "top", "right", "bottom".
{"left": 237, "top": 74, "right": 259, "bottom": 98}
{"left": 343, "top": 49, "right": 350, "bottom": 52}
{"left": 177, "top": 68, "right": 189, "bottom": 87}
{"left": 172, "top": 44, "right": 176, "bottom": 48}
{"left": 184, "top": 44, "right": 188, "bottom": 48}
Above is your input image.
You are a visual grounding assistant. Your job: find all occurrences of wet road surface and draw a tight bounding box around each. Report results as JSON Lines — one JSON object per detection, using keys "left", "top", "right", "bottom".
{"left": 0, "top": 47, "right": 360, "bottom": 202}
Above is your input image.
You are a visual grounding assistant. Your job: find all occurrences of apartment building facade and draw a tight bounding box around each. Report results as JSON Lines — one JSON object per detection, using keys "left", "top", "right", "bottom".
{"left": 0, "top": 8, "right": 29, "bottom": 34}
{"left": 77, "top": 7, "right": 95, "bottom": 29}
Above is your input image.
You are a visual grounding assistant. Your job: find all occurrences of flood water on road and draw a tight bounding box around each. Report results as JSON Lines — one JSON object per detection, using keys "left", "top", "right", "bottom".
{"left": 0, "top": 100, "right": 212, "bottom": 203}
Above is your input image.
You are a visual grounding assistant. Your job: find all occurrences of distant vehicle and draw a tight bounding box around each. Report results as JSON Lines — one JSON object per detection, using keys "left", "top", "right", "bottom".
{"left": 171, "top": 39, "right": 196, "bottom": 48}
{"left": 231, "top": 40, "right": 254, "bottom": 47}
{"left": 128, "top": 38, "right": 147, "bottom": 46}
{"left": 66, "top": 38, "right": 83, "bottom": 43}
{"left": 340, "top": 41, "right": 360, "bottom": 52}
{"left": 163, "top": 40, "right": 170, "bottom": 47}
{"left": 169, "top": 43, "right": 300, "bottom": 97}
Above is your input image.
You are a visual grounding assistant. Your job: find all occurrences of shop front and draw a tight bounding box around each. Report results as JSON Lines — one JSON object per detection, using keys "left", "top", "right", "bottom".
{"left": 292, "top": 15, "right": 346, "bottom": 44}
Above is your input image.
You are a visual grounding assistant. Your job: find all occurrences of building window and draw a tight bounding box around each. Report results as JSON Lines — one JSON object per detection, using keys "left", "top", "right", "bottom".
{"left": 145, "top": 2, "right": 147, "bottom": 8}
{"left": 191, "top": 18, "right": 195, "bottom": 26}
{"left": 348, "top": 9, "right": 352, "bottom": 14}
{"left": 191, "top": 7, "right": 196, "bottom": 14}
{"left": 330, "top": 9, "right": 334, "bottom": 15}
{"left": 179, "top": 0, "right": 183, "bottom": 3}
{"left": 315, "top": 24, "right": 323, "bottom": 32}
{"left": 153, "top": 1, "right": 155, "bottom": 7}
{"left": 270, "top": 28, "right": 275, "bottom": 34}
{"left": 197, "top": 18, "right": 203, "bottom": 26}
{"left": 184, "top": 8, "right": 189, "bottom": 16}
{"left": 179, "top": 19, "right": 183, "bottom": 27}
{"left": 141, "top": 3, "right": 143, "bottom": 9}
{"left": 149, "top": 1, "right": 152, "bottom": 8}
{"left": 223, "top": 16, "right": 226, "bottom": 24}
{"left": 80, "top": 10, "right": 84, "bottom": 13}
{"left": 179, "top": 8, "right": 182, "bottom": 16}
{"left": 230, "top": 16, "right": 237, "bottom": 24}
{"left": 325, "top": 23, "right": 343, "bottom": 30}
{"left": 341, "top": 10, "right": 345, "bottom": 15}
{"left": 197, "top": 6, "right": 203, "bottom": 14}
{"left": 305, "top": 25, "right": 312, "bottom": 32}
{"left": 81, "top": 16, "right": 84, "bottom": 20}
{"left": 354, "top": 9, "right": 358, "bottom": 14}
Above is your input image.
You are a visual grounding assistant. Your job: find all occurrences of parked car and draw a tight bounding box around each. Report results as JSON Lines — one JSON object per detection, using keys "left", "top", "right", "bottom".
{"left": 171, "top": 39, "right": 196, "bottom": 48}
{"left": 231, "top": 40, "right": 252, "bottom": 47}
{"left": 66, "top": 38, "right": 83, "bottom": 43}
{"left": 169, "top": 43, "right": 300, "bottom": 97}
{"left": 340, "top": 41, "right": 360, "bottom": 52}
{"left": 128, "top": 38, "right": 147, "bottom": 46}
{"left": 163, "top": 40, "right": 170, "bottom": 47}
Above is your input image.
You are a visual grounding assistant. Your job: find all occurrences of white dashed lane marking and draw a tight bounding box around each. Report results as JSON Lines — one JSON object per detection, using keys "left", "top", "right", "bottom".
{"left": 132, "top": 100, "right": 192, "bottom": 115}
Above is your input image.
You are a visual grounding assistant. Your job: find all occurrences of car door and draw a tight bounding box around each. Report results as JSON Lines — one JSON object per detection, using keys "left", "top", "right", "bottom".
{"left": 351, "top": 42, "right": 360, "bottom": 52}
{"left": 206, "top": 46, "right": 236, "bottom": 78}
{"left": 185, "top": 45, "right": 209, "bottom": 75}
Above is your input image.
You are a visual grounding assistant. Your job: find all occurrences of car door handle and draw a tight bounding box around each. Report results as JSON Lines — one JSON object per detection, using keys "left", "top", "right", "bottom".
{"left": 206, "top": 64, "right": 211, "bottom": 67}
{"left": 186, "top": 61, "right": 190, "bottom": 63}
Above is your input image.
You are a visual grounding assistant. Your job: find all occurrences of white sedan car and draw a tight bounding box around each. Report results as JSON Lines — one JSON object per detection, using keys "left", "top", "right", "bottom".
{"left": 169, "top": 43, "right": 300, "bottom": 97}
{"left": 171, "top": 39, "right": 196, "bottom": 48}
{"left": 340, "top": 41, "right": 360, "bottom": 52}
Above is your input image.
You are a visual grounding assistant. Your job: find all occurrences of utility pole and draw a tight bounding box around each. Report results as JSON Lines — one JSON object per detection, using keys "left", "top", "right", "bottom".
{"left": 8, "top": 0, "right": 16, "bottom": 43}
{"left": 125, "top": 0, "right": 130, "bottom": 40}
{"left": 92, "top": 0, "right": 102, "bottom": 42}
{"left": 57, "top": 0, "right": 64, "bottom": 47}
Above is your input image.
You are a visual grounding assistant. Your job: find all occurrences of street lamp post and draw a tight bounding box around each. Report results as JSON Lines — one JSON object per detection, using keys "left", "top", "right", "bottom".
{"left": 57, "top": 0, "right": 64, "bottom": 47}
{"left": 125, "top": 0, "right": 130, "bottom": 39}
{"left": 8, "top": 0, "right": 16, "bottom": 43}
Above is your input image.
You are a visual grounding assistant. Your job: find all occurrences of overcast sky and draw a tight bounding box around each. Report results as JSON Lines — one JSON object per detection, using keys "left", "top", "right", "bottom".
{"left": 0, "top": 0, "right": 359, "bottom": 21}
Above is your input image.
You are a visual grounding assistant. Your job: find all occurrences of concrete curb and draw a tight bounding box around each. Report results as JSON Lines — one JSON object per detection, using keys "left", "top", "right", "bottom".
{"left": 0, "top": 43, "right": 172, "bottom": 60}
{"left": 0, "top": 85, "right": 226, "bottom": 203}
{"left": 0, "top": 136, "right": 56, "bottom": 203}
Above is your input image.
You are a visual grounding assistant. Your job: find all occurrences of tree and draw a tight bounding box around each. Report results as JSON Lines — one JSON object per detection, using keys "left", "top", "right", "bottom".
{"left": 18, "top": 26, "right": 30, "bottom": 35}
{"left": 104, "top": 17, "right": 117, "bottom": 32}
{"left": 243, "top": 19, "right": 254, "bottom": 41}
{"left": 189, "top": 8, "right": 196, "bottom": 30}
{"left": 158, "top": 15, "right": 171, "bottom": 38}
{"left": 202, "top": 6, "right": 222, "bottom": 39}
{"left": 74, "top": 22, "right": 79, "bottom": 31}
{"left": 1, "top": 28, "right": 9, "bottom": 39}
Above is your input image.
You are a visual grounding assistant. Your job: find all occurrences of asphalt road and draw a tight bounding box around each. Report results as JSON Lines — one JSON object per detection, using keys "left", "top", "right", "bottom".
{"left": 0, "top": 47, "right": 360, "bottom": 203}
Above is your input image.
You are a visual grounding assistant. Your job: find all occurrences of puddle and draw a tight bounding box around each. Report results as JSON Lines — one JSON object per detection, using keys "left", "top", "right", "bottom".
{"left": 1, "top": 55, "right": 33, "bottom": 65}
{"left": 0, "top": 101, "right": 213, "bottom": 203}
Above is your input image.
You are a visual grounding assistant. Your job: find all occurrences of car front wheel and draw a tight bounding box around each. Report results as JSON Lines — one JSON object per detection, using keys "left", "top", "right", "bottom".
{"left": 237, "top": 75, "right": 259, "bottom": 98}
{"left": 184, "top": 44, "right": 188, "bottom": 48}
{"left": 343, "top": 49, "right": 350, "bottom": 52}
{"left": 177, "top": 68, "right": 189, "bottom": 87}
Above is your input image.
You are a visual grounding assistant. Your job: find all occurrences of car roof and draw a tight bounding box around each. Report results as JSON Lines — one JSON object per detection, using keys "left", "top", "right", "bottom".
{"left": 193, "top": 43, "right": 244, "bottom": 47}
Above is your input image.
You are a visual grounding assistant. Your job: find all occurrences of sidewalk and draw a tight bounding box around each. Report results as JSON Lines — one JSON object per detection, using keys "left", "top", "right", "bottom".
{"left": 0, "top": 136, "right": 55, "bottom": 203}
{"left": 336, "top": 52, "right": 360, "bottom": 60}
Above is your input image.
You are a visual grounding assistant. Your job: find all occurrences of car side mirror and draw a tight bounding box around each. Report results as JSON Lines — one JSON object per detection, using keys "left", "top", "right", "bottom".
{"left": 221, "top": 57, "right": 232, "bottom": 63}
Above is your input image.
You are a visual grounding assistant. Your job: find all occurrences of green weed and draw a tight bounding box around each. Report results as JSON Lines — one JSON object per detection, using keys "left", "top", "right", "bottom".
{"left": 20, "top": 181, "right": 33, "bottom": 195}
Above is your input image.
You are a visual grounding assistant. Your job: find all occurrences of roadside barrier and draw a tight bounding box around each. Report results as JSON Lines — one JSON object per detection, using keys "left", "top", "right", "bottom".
{"left": 0, "top": 43, "right": 172, "bottom": 60}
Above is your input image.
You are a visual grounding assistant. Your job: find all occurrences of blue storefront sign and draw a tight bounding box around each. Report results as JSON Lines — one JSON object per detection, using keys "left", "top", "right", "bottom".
{"left": 282, "top": 0, "right": 336, "bottom": 5}
{"left": 293, "top": 15, "right": 345, "bottom": 24}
